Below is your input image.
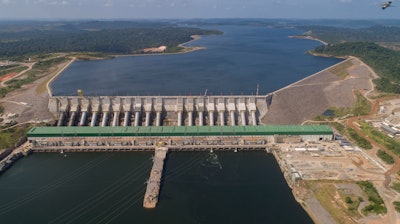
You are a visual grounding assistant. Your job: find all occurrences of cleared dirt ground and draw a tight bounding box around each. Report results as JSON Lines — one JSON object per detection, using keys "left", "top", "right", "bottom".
{"left": 261, "top": 58, "right": 374, "bottom": 125}
{"left": 0, "top": 60, "right": 72, "bottom": 124}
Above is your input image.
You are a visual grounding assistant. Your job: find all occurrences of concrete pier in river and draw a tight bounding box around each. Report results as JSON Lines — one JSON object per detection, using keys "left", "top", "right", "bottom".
{"left": 143, "top": 146, "right": 168, "bottom": 209}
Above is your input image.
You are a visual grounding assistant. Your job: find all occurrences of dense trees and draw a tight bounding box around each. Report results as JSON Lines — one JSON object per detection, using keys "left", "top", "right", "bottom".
{"left": 0, "top": 21, "right": 222, "bottom": 58}
{"left": 301, "top": 25, "right": 400, "bottom": 44}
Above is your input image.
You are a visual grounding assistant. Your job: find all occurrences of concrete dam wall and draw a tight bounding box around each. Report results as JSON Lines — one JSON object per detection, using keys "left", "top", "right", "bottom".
{"left": 49, "top": 95, "right": 269, "bottom": 127}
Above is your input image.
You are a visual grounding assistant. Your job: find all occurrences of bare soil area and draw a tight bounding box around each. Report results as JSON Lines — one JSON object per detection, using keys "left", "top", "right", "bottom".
{"left": 0, "top": 72, "right": 18, "bottom": 82}
{"left": 261, "top": 58, "right": 374, "bottom": 125}
{"left": 0, "top": 59, "right": 74, "bottom": 124}
{"left": 0, "top": 76, "right": 54, "bottom": 124}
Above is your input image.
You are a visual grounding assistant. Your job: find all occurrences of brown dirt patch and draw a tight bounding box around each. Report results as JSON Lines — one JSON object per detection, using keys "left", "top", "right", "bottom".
{"left": 0, "top": 72, "right": 18, "bottom": 82}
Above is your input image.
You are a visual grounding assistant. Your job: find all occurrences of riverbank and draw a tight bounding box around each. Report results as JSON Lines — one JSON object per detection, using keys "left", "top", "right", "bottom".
{"left": 289, "top": 35, "right": 328, "bottom": 46}
{"left": 113, "top": 34, "right": 206, "bottom": 58}
{"left": 271, "top": 148, "right": 338, "bottom": 224}
{"left": 0, "top": 142, "right": 31, "bottom": 175}
{"left": 46, "top": 57, "right": 76, "bottom": 97}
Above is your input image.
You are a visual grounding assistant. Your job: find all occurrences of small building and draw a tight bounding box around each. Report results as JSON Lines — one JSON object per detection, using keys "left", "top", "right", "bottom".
{"left": 291, "top": 172, "right": 302, "bottom": 182}
{"left": 381, "top": 124, "right": 399, "bottom": 135}
{"left": 294, "top": 147, "right": 307, "bottom": 152}
{"left": 6, "top": 113, "right": 17, "bottom": 119}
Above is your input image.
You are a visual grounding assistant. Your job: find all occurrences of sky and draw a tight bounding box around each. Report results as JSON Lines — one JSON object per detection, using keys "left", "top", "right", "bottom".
{"left": 0, "top": 0, "right": 398, "bottom": 20}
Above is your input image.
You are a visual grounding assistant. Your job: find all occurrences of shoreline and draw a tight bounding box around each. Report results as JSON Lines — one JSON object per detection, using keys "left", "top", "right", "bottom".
{"left": 271, "top": 150, "right": 327, "bottom": 224}
{"left": 289, "top": 35, "right": 328, "bottom": 46}
{"left": 46, "top": 35, "right": 206, "bottom": 94}
{"left": 113, "top": 34, "right": 206, "bottom": 58}
{"left": 46, "top": 57, "right": 76, "bottom": 97}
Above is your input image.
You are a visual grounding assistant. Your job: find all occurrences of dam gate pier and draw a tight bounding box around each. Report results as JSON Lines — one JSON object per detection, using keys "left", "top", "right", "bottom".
{"left": 48, "top": 95, "right": 270, "bottom": 127}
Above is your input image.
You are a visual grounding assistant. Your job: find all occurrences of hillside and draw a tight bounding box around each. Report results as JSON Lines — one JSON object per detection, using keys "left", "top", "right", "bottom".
{"left": 312, "top": 42, "right": 400, "bottom": 93}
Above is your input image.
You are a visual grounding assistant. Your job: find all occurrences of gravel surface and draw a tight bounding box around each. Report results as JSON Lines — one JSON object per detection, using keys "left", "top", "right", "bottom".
{"left": 261, "top": 58, "right": 374, "bottom": 125}
{"left": 1, "top": 72, "right": 56, "bottom": 124}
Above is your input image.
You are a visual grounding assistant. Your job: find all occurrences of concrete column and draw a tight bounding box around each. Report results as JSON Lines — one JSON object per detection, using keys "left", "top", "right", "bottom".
{"left": 188, "top": 111, "right": 193, "bottom": 126}
{"left": 156, "top": 111, "right": 161, "bottom": 126}
{"left": 123, "top": 112, "right": 130, "bottom": 127}
{"left": 177, "top": 111, "right": 183, "bottom": 126}
{"left": 209, "top": 111, "right": 214, "bottom": 126}
{"left": 251, "top": 111, "right": 257, "bottom": 126}
{"left": 90, "top": 112, "right": 97, "bottom": 127}
{"left": 134, "top": 111, "right": 140, "bottom": 126}
{"left": 219, "top": 111, "right": 225, "bottom": 126}
{"left": 57, "top": 112, "right": 65, "bottom": 126}
{"left": 198, "top": 111, "right": 204, "bottom": 126}
{"left": 145, "top": 111, "right": 151, "bottom": 126}
{"left": 68, "top": 111, "right": 76, "bottom": 127}
{"left": 112, "top": 112, "right": 119, "bottom": 127}
{"left": 79, "top": 111, "right": 87, "bottom": 126}
{"left": 101, "top": 112, "right": 108, "bottom": 127}
{"left": 240, "top": 111, "right": 246, "bottom": 126}
{"left": 230, "top": 111, "right": 236, "bottom": 126}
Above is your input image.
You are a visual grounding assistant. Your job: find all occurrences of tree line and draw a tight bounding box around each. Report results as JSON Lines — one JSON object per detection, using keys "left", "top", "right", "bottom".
{"left": 301, "top": 25, "right": 400, "bottom": 44}
{"left": 0, "top": 22, "right": 222, "bottom": 58}
{"left": 312, "top": 41, "right": 400, "bottom": 93}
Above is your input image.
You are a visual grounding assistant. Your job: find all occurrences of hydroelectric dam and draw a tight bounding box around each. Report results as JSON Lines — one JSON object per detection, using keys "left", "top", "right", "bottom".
{"left": 48, "top": 95, "right": 270, "bottom": 127}
{"left": 26, "top": 94, "right": 334, "bottom": 209}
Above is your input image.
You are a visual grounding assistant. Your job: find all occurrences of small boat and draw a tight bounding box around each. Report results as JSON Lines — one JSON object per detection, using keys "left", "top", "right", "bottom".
{"left": 210, "top": 149, "right": 213, "bottom": 153}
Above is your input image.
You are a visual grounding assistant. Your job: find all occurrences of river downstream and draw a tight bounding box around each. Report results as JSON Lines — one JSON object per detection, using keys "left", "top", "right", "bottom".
{"left": 0, "top": 151, "right": 314, "bottom": 223}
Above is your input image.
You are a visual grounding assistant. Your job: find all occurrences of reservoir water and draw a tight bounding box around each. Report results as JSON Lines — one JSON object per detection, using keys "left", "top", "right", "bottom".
{"left": 0, "top": 24, "right": 343, "bottom": 223}
{"left": 52, "top": 25, "right": 342, "bottom": 96}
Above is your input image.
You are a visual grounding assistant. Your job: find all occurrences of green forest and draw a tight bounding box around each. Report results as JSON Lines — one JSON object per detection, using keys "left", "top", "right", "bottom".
{"left": 301, "top": 25, "right": 400, "bottom": 45}
{"left": 303, "top": 24, "right": 400, "bottom": 93}
{"left": 312, "top": 42, "right": 400, "bottom": 93}
{"left": 0, "top": 21, "right": 222, "bottom": 58}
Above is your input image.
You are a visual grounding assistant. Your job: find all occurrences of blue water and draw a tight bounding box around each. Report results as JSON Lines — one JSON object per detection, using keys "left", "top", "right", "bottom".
{"left": 0, "top": 151, "right": 313, "bottom": 224}
{"left": 52, "top": 25, "right": 342, "bottom": 96}
{"left": 0, "top": 24, "right": 344, "bottom": 223}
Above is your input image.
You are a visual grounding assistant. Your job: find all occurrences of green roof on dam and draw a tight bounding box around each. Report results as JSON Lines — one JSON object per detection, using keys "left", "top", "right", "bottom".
{"left": 27, "top": 125, "right": 333, "bottom": 137}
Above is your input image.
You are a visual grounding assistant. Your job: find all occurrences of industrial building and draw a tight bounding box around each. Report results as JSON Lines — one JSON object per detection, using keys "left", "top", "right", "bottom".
{"left": 27, "top": 125, "right": 333, "bottom": 152}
